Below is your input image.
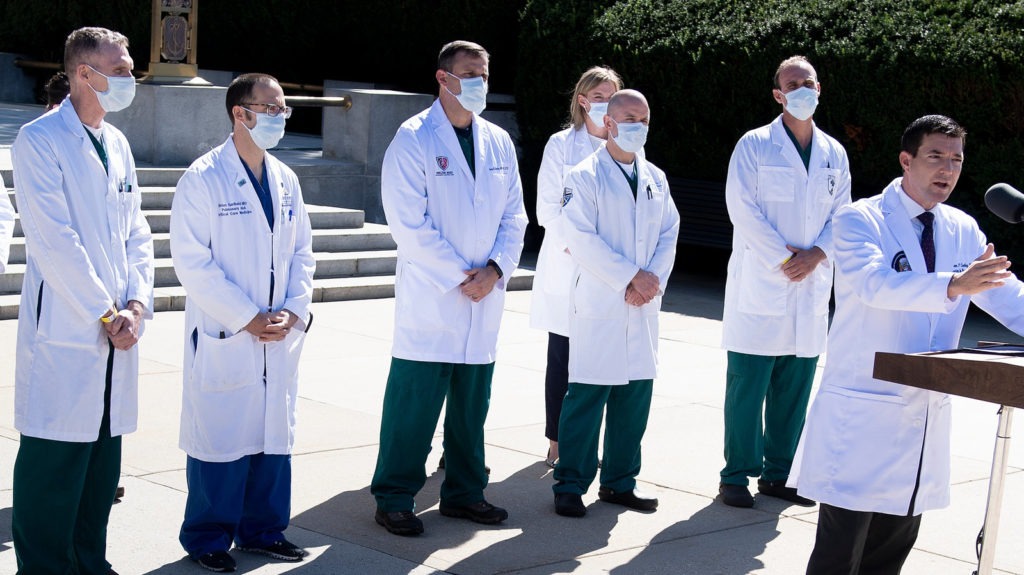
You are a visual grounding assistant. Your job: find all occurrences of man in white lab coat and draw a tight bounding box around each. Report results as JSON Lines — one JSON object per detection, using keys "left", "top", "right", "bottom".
{"left": 370, "top": 40, "right": 527, "bottom": 536}
{"left": 719, "top": 55, "right": 852, "bottom": 508}
{"left": 11, "top": 27, "right": 154, "bottom": 574}
{"left": 791, "top": 115, "right": 1024, "bottom": 574}
{"left": 552, "top": 89, "right": 680, "bottom": 518}
{"left": 171, "top": 73, "right": 315, "bottom": 571}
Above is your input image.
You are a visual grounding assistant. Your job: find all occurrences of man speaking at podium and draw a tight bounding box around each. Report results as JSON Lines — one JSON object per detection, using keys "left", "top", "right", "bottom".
{"left": 790, "top": 115, "right": 1024, "bottom": 574}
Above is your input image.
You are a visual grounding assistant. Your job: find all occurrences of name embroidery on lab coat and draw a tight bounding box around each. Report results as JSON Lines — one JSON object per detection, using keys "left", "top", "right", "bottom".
{"left": 435, "top": 156, "right": 454, "bottom": 177}
{"left": 218, "top": 200, "right": 252, "bottom": 217}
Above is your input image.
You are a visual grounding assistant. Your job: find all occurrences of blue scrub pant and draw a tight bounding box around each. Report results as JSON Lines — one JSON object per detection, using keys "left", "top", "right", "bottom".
{"left": 721, "top": 351, "right": 817, "bottom": 485}
{"left": 553, "top": 379, "right": 653, "bottom": 496}
{"left": 179, "top": 453, "right": 292, "bottom": 557}
{"left": 370, "top": 358, "right": 493, "bottom": 512}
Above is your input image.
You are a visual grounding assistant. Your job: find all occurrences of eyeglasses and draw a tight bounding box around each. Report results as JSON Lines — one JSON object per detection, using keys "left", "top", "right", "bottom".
{"left": 240, "top": 102, "right": 293, "bottom": 119}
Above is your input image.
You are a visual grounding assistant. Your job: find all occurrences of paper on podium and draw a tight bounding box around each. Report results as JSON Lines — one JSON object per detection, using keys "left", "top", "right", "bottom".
{"left": 873, "top": 343, "right": 1024, "bottom": 408}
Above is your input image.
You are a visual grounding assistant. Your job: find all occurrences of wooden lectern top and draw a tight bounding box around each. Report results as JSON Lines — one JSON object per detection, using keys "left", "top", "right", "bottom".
{"left": 874, "top": 344, "right": 1024, "bottom": 408}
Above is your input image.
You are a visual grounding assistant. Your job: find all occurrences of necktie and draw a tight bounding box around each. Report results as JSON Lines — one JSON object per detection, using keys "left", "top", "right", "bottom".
{"left": 917, "top": 212, "right": 935, "bottom": 273}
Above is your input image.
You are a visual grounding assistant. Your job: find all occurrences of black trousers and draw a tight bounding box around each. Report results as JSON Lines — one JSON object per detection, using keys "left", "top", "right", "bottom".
{"left": 544, "top": 333, "right": 570, "bottom": 441}
{"left": 806, "top": 503, "right": 922, "bottom": 575}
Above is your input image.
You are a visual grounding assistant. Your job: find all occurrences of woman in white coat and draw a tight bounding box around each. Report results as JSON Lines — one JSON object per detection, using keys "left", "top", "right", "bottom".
{"left": 530, "top": 66, "right": 622, "bottom": 467}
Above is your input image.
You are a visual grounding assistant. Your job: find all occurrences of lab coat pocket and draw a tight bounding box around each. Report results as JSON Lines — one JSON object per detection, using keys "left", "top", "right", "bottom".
{"left": 817, "top": 388, "right": 911, "bottom": 496}
{"left": 812, "top": 264, "right": 834, "bottom": 315}
{"left": 758, "top": 166, "right": 795, "bottom": 202}
{"left": 573, "top": 272, "right": 622, "bottom": 319}
{"left": 194, "top": 330, "right": 259, "bottom": 392}
{"left": 815, "top": 168, "right": 843, "bottom": 202}
{"left": 736, "top": 247, "right": 787, "bottom": 316}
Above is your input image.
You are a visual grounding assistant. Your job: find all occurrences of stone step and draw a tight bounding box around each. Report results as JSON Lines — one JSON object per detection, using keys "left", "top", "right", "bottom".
{"left": 0, "top": 268, "right": 535, "bottom": 319}
{"left": 0, "top": 250, "right": 400, "bottom": 295}
{"left": 3, "top": 201, "right": 366, "bottom": 237}
{"left": 8, "top": 187, "right": 175, "bottom": 211}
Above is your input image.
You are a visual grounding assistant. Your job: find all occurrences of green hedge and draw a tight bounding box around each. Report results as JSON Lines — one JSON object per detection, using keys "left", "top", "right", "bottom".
{"left": 518, "top": 0, "right": 1024, "bottom": 262}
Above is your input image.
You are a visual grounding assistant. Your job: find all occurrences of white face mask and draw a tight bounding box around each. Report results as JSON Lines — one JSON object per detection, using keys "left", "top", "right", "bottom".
{"left": 445, "top": 72, "right": 487, "bottom": 115}
{"left": 783, "top": 86, "right": 819, "bottom": 121}
{"left": 610, "top": 118, "right": 648, "bottom": 154}
{"left": 87, "top": 65, "right": 136, "bottom": 113}
{"left": 585, "top": 101, "right": 608, "bottom": 127}
{"left": 242, "top": 109, "right": 286, "bottom": 150}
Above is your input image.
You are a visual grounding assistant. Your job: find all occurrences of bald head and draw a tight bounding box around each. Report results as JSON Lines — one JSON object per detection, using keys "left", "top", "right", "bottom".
{"left": 607, "top": 89, "right": 648, "bottom": 118}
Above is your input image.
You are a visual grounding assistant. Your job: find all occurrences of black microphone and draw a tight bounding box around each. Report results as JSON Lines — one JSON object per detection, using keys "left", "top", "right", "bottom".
{"left": 985, "top": 183, "right": 1024, "bottom": 224}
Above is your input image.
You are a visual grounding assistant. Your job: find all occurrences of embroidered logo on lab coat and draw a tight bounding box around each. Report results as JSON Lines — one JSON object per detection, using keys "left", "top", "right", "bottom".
{"left": 891, "top": 250, "right": 912, "bottom": 272}
{"left": 561, "top": 187, "right": 573, "bottom": 207}
{"left": 434, "top": 156, "right": 454, "bottom": 177}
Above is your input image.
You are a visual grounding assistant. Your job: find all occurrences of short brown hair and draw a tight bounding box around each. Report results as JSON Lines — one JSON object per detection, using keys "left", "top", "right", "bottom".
{"left": 438, "top": 40, "right": 489, "bottom": 72}
{"left": 773, "top": 55, "right": 815, "bottom": 89}
{"left": 568, "top": 66, "right": 623, "bottom": 130}
{"left": 64, "top": 27, "right": 129, "bottom": 74}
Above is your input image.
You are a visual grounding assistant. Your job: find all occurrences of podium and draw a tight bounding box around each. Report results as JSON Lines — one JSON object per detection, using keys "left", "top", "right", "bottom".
{"left": 874, "top": 343, "right": 1024, "bottom": 575}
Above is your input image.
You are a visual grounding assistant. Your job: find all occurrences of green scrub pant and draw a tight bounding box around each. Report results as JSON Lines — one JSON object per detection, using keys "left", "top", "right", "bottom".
{"left": 552, "top": 379, "right": 653, "bottom": 496}
{"left": 721, "top": 351, "right": 817, "bottom": 486}
{"left": 371, "top": 357, "right": 493, "bottom": 512}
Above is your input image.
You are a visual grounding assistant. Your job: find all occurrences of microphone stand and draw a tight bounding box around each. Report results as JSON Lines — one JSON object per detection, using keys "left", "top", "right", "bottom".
{"left": 974, "top": 404, "right": 1013, "bottom": 575}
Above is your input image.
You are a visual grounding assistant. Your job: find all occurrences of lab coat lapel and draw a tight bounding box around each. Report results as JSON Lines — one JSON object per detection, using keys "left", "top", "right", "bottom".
{"left": 569, "top": 127, "right": 592, "bottom": 165}
{"left": 429, "top": 101, "right": 474, "bottom": 189}
{"left": 61, "top": 103, "right": 109, "bottom": 184}
{"left": 933, "top": 205, "right": 957, "bottom": 274}
{"left": 770, "top": 116, "right": 806, "bottom": 176}
{"left": 224, "top": 136, "right": 267, "bottom": 224}
{"left": 473, "top": 119, "right": 488, "bottom": 195}
{"left": 881, "top": 184, "right": 928, "bottom": 274}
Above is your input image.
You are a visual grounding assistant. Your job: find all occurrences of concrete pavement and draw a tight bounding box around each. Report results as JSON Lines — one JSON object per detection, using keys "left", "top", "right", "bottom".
{"left": 0, "top": 100, "right": 1023, "bottom": 574}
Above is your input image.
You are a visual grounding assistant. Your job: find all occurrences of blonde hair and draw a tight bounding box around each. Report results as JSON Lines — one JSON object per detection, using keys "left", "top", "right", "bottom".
{"left": 568, "top": 66, "right": 623, "bottom": 130}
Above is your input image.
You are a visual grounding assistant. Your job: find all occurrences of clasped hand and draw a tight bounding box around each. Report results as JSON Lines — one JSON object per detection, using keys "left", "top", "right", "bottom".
{"left": 104, "top": 300, "right": 145, "bottom": 350}
{"left": 625, "top": 269, "right": 660, "bottom": 307}
{"left": 244, "top": 309, "right": 303, "bottom": 343}
{"left": 460, "top": 265, "right": 500, "bottom": 302}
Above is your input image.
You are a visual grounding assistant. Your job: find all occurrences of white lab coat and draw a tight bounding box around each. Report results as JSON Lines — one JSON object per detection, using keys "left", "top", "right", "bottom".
{"left": 381, "top": 99, "right": 527, "bottom": 364}
{"left": 722, "top": 116, "right": 851, "bottom": 357}
{"left": 12, "top": 98, "right": 154, "bottom": 442}
{"left": 790, "top": 179, "right": 1024, "bottom": 515}
{"left": 530, "top": 126, "right": 598, "bottom": 336}
{"left": 562, "top": 146, "right": 680, "bottom": 385}
{"left": 171, "top": 135, "right": 315, "bottom": 462}
{"left": 0, "top": 177, "right": 14, "bottom": 272}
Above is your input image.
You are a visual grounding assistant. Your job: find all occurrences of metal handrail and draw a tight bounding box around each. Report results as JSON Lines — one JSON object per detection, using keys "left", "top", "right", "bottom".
{"left": 284, "top": 95, "right": 352, "bottom": 110}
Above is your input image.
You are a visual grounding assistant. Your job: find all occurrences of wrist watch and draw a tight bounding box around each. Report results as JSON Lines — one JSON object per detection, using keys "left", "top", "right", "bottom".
{"left": 487, "top": 259, "right": 503, "bottom": 279}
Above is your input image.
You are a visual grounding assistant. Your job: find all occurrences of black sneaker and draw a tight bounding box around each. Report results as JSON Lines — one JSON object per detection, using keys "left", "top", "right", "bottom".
{"left": 757, "top": 479, "right": 816, "bottom": 507}
{"left": 439, "top": 500, "right": 508, "bottom": 524}
{"left": 192, "top": 551, "right": 236, "bottom": 573}
{"left": 375, "top": 508, "right": 424, "bottom": 536}
{"left": 237, "top": 539, "right": 309, "bottom": 562}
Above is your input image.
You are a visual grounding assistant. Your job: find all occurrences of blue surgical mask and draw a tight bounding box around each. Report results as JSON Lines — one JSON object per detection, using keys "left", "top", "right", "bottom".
{"left": 610, "top": 118, "right": 648, "bottom": 154}
{"left": 87, "top": 65, "right": 136, "bottom": 113}
{"left": 445, "top": 72, "right": 487, "bottom": 115}
{"left": 783, "top": 86, "right": 818, "bottom": 121}
{"left": 585, "top": 101, "right": 608, "bottom": 127}
{"left": 242, "top": 109, "right": 286, "bottom": 150}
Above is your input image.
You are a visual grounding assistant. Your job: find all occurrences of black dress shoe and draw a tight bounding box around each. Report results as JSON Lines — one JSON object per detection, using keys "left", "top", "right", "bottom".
{"left": 757, "top": 479, "right": 816, "bottom": 507}
{"left": 719, "top": 483, "right": 754, "bottom": 508}
{"left": 237, "top": 539, "right": 310, "bottom": 561}
{"left": 597, "top": 486, "right": 659, "bottom": 511}
{"left": 375, "top": 508, "right": 424, "bottom": 535}
{"left": 439, "top": 500, "right": 508, "bottom": 524}
{"left": 554, "top": 492, "right": 586, "bottom": 517}
{"left": 192, "top": 551, "right": 236, "bottom": 572}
